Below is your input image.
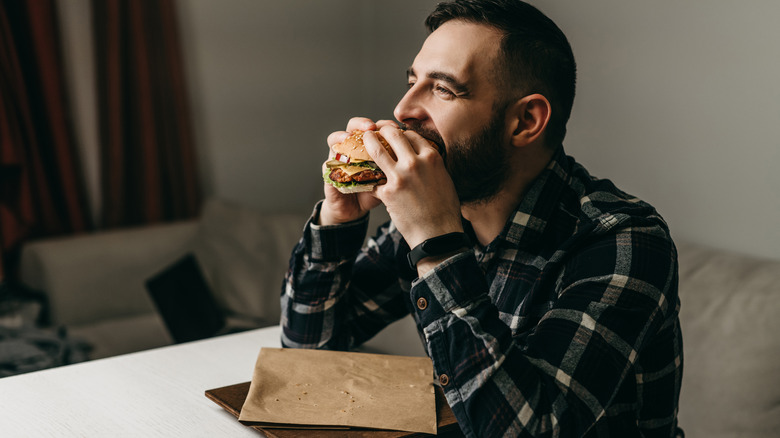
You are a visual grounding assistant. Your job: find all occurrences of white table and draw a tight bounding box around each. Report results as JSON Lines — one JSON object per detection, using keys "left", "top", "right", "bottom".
{"left": 0, "top": 326, "right": 283, "bottom": 437}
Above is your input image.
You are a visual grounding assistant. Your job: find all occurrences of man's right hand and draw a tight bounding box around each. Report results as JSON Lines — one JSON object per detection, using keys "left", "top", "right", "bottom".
{"left": 318, "top": 117, "right": 395, "bottom": 226}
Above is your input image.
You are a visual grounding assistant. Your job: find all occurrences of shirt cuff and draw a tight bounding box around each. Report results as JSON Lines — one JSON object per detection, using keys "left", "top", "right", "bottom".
{"left": 306, "top": 201, "right": 369, "bottom": 261}
{"left": 409, "top": 250, "right": 488, "bottom": 326}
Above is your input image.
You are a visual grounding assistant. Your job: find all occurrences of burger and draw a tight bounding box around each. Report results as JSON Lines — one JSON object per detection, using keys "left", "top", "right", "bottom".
{"left": 323, "top": 130, "right": 438, "bottom": 194}
{"left": 323, "top": 130, "right": 391, "bottom": 194}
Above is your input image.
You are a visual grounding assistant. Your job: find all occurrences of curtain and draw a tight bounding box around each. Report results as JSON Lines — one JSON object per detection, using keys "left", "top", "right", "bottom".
{"left": 0, "top": 0, "right": 92, "bottom": 280}
{"left": 92, "top": 0, "right": 201, "bottom": 228}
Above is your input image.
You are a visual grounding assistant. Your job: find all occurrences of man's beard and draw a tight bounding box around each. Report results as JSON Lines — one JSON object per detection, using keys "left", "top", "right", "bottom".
{"left": 403, "top": 115, "right": 510, "bottom": 204}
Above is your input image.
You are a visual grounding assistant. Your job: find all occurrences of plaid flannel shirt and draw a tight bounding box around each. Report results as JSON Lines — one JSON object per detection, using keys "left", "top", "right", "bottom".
{"left": 281, "top": 148, "right": 683, "bottom": 437}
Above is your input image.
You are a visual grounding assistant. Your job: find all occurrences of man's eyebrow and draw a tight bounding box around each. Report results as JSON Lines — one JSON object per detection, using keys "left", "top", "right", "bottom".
{"left": 407, "top": 67, "right": 470, "bottom": 95}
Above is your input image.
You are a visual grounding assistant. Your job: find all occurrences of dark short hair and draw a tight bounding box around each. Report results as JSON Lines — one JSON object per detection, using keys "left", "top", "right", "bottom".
{"left": 426, "top": 0, "right": 576, "bottom": 149}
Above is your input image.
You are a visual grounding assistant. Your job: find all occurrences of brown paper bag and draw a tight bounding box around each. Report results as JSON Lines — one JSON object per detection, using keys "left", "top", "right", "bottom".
{"left": 238, "top": 348, "right": 437, "bottom": 435}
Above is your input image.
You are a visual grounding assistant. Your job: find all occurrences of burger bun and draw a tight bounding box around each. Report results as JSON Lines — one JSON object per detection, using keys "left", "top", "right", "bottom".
{"left": 333, "top": 183, "right": 380, "bottom": 194}
{"left": 332, "top": 130, "right": 395, "bottom": 161}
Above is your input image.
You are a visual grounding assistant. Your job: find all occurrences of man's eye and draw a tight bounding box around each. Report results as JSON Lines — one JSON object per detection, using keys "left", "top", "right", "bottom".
{"left": 434, "top": 85, "right": 455, "bottom": 98}
{"left": 407, "top": 81, "right": 416, "bottom": 89}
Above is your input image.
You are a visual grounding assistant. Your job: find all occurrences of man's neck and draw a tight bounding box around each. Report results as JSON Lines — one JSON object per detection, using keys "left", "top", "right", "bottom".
{"left": 461, "top": 146, "right": 555, "bottom": 247}
{"left": 461, "top": 194, "right": 518, "bottom": 247}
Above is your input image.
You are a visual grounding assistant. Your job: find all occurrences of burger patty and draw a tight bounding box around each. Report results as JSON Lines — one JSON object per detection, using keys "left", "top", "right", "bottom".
{"left": 329, "top": 168, "right": 385, "bottom": 184}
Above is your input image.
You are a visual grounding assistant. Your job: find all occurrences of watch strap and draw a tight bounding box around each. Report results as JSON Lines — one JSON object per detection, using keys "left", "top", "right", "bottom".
{"left": 407, "top": 232, "right": 470, "bottom": 269}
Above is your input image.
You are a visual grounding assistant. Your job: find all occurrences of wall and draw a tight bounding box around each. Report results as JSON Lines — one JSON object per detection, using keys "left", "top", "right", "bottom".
{"left": 176, "top": 0, "right": 438, "bottom": 217}
{"left": 533, "top": 1, "right": 780, "bottom": 260}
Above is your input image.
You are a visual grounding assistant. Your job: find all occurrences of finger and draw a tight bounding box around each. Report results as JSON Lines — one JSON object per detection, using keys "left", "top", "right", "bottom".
{"left": 375, "top": 119, "right": 399, "bottom": 130}
{"left": 327, "top": 130, "right": 350, "bottom": 148}
{"left": 362, "top": 130, "right": 396, "bottom": 172}
{"left": 378, "top": 125, "right": 417, "bottom": 159}
{"left": 404, "top": 130, "right": 437, "bottom": 154}
{"left": 346, "top": 117, "right": 377, "bottom": 133}
{"left": 328, "top": 117, "right": 377, "bottom": 148}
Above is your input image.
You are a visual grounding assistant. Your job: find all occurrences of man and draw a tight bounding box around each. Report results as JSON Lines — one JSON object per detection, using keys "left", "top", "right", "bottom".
{"left": 281, "top": 1, "right": 683, "bottom": 437}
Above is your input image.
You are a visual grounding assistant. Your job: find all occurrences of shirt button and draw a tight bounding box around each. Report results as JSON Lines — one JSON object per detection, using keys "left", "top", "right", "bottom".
{"left": 416, "top": 297, "right": 428, "bottom": 310}
{"left": 439, "top": 374, "right": 450, "bottom": 386}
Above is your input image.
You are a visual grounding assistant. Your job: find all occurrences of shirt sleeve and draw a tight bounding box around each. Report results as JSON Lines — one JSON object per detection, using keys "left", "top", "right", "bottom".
{"left": 281, "top": 201, "right": 414, "bottom": 350}
{"left": 412, "top": 222, "right": 679, "bottom": 437}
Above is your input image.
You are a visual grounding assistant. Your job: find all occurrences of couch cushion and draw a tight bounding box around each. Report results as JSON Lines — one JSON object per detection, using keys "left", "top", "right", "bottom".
{"left": 676, "top": 241, "right": 780, "bottom": 437}
{"left": 20, "top": 221, "right": 199, "bottom": 326}
{"left": 191, "top": 199, "right": 308, "bottom": 325}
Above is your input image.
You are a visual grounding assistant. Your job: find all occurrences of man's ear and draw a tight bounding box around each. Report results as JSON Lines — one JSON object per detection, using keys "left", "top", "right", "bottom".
{"left": 506, "top": 94, "right": 551, "bottom": 148}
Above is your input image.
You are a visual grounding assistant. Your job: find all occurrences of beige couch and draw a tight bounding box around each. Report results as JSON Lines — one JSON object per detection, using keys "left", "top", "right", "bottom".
{"left": 674, "top": 241, "right": 780, "bottom": 438}
{"left": 19, "top": 199, "right": 309, "bottom": 359}
{"left": 18, "top": 199, "right": 780, "bottom": 437}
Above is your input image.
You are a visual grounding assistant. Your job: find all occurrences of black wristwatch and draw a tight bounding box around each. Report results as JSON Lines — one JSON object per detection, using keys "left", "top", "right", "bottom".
{"left": 407, "top": 232, "right": 470, "bottom": 269}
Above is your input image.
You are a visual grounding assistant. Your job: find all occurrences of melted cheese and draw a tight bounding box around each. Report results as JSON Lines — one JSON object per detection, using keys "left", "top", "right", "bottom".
{"left": 341, "top": 165, "right": 371, "bottom": 176}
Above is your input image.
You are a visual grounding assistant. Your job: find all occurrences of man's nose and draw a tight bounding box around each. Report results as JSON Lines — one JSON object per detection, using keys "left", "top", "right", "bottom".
{"left": 393, "top": 88, "right": 427, "bottom": 123}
